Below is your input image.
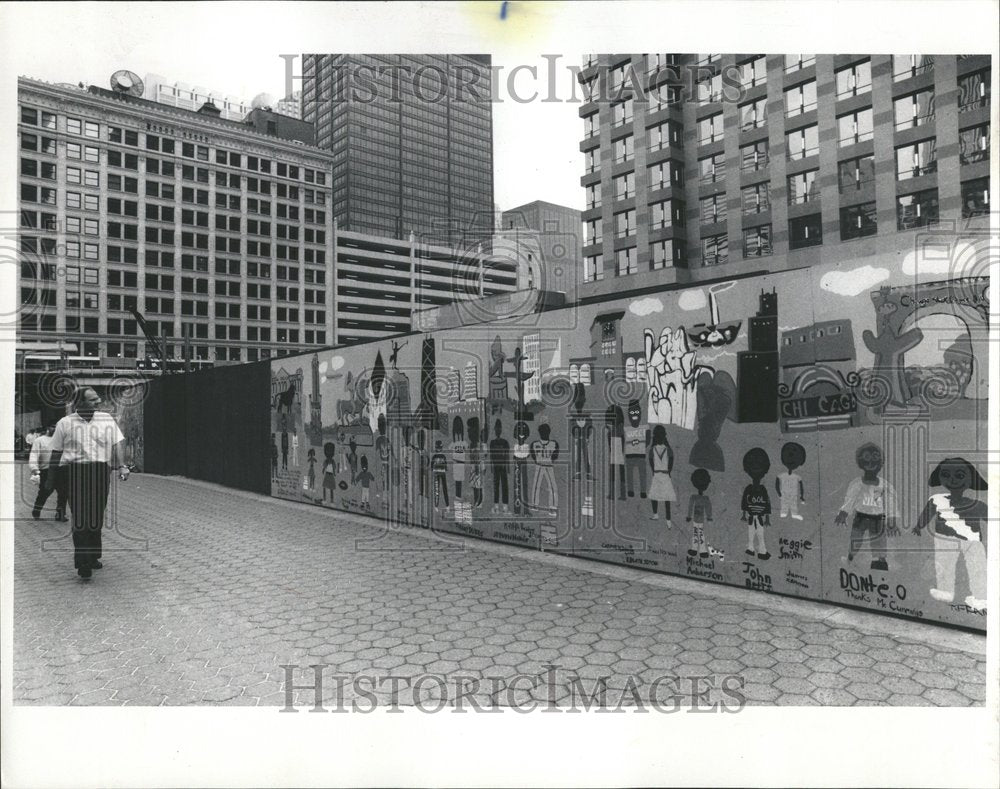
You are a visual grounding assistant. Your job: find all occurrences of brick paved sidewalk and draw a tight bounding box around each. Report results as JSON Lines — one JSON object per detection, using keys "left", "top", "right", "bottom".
{"left": 12, "top": 467, "right": 987, "bottom": 707}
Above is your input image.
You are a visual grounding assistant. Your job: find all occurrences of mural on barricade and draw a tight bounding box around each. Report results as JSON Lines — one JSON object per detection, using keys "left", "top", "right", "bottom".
{"left": 271, "top": 259, "right": 989, "bottom": 630}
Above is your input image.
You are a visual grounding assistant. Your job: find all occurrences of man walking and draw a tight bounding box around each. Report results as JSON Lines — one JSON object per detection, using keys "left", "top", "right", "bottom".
{"left": 29, "top": 423, "right": 67, "bottom": 521}
{"left": 48, "top": 387, "right": 130, "bottom": 579}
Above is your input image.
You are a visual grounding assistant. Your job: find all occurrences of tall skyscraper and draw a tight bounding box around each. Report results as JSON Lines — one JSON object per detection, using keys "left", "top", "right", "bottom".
{"left": 302, "top": 54, "right": 495, "bottom": 241}
{"left": 578, "top": 54, "right": 991, "bottom": 302}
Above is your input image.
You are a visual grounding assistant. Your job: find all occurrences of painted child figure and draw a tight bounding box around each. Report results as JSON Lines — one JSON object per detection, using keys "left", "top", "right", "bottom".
{"left": 306, "top": 448, "right": 317, "bottom": 492}
{"left": 686, "top": 468, "right": 714, "bottom": 558}
{"left": 647, "top": 425, "right": 676, "bottom": 527}
{"left": 741, "top": 448, "right": 772, "bottom": 560}
{"left": 835, "top": 442, "right": 898, "bottom": 572}
{"left": 431, "top": 440, "right": 450, "bottom": 511}
{"left": 356, "top": 455, "right": 374, "bottom": 511}
{"left": 912, "top": 457, "right": 988, "bottom": 612}
{"left": 776, "top": 441, "right": 806, "bottom": 521}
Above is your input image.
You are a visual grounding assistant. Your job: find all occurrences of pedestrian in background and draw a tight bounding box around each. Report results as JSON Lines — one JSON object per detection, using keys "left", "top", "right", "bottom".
{"left": 47, "top": 387, "right": 130, "bottom": 579}
{"left": 29, "top": 423, "right": 68, "bottom": 521}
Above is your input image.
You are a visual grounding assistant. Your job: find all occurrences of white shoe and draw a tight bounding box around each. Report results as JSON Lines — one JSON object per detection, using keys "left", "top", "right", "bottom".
{"left": 649, "top": 513, "right": 659, "bottom": 520}
{"left": 792, "top": 514, "right": 803, "bottom": 521}
{"left": 929, "top": 588, "right": 954, "bottom": 603}
{"left": 964, "top": 595, "right": 986, "bottom": 612}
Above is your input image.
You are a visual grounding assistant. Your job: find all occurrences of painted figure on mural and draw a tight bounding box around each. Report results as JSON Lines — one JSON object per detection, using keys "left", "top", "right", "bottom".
{"left": 432, "top": 439, "right": 450, "bottom": 511}
{"left": 450, "top": 417, "right": 468, "bottom": 518}
{"left": 741, "top": 448, "right": 772, "bottom": 560}
{"left": 280, "top": 428, "right": 289, "bottom": 471}
{"left": 776, "top": 442, "right": 806, "bottom": 521}
{"left": 647, "top": 425, "right": 676, "bottom": 525}
{"left": 686, "top": 468, "right": 714, "bottom": 559}
{"left": 489, "top": 418, "right": 510, "bottom": 513}
{"left": 356, "top": 455, "right": 374, "bottom": 511}
{"left": 834, "top": 442, "right": 898, "bottom": 571}
{"left": 400, "top": 426, "right": 414, "bottom": 515}
{"left": 689, "top": 374, "right": 730, "bottom": 472}
{"left": 270, "top": 434, "right": 278, "bottom": 480}
{"left": 306, "top": 448, "right": 316, "bottom": 492}
{"left": 290, "top": 424, "right": 299, "bottom": 469}
{"left": 346, "top": 438, "right": 359, "bottom": 486}
{"left": 570, "top": 384, "right": 593, "bottom": 480}
{"left": 912, "top": 457, "right": 988, "bottom": 612}
{"left": 468, "top": 425, "right": 485, "bottom": 510}
{"left": 416, "top": 429, "right": 429, "bottom": 498}
{"left": 624, "top": 399, "right": 649, "bottom": 497}
{"left": 489, "top": 336, "right": 508, "bottom": 411}
{"left": 530, "top": 420, "right": 559, "bottom": 515}
{"left": 644, "top": 327, "right": 699, "bottom": 429}
{"left": 322, "top": 442, "right": 337, "bottom": 504}
{"left": 512, "top": 421, "right": 531, "bottom": 515}
{"left": 605, "top": 406, "right": 626, "bottom": 501}
{"left": 374, "top": 415, "right": 391, "bottom": 497}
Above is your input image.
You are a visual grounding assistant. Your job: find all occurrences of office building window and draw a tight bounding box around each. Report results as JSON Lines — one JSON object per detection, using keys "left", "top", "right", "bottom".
{"left": 583, "top": 113, "right": 599, "bottom": 138}
{"left": 649, "top": 160, "right": 683, "bottom": 190}
{"left": 894, "top": 90, "right": 935, "bottom": 130}
{"left": 784, "top": 54, "right": 815, "bottom": 73}
{"left": 789, "top": 214, "right": 822, "bottom": 249}
{"left": 838, "top": 155, "right": 876, "bottom": 192}
{"left": 700, "top": 194, "right": 727, "bottom": 225}
{"left": 697, "top": 113, "right": 723, "bottom": 145}
{"left": 961, "top": 178, "right": 989, "bottom": 218}
{"left": 959, "top": 70, "right": 991, "bottom": 112}
{"left": 648, "top": 120, "right": 681, "bottom": 150}
{"left": 738, "top": 56, "right": 767, "bottom": 89}
{"left": 743, "top": 225, "right": 772, "bottom": 257}
{"left": 584, "top": 218, "right": 602, "bottom": 246}
{"left": 585, "top": 149, "right": 599, "bottom": 174}
{"left": 646, "top": 53, "right": 679, "bottom": 73}
{"left": 697, "top": 74, "right": 723, "bottom": 105}
{"left": 614, "top": 209, "right": 635, "bottom": 238}
{"left": 66, "top": 117, "right": 82, "bottom": 135}
{"left": 837, "top": 108, "right": 874, "bottom": 145}
{"left": 835, "top": 60, "right": 872, "bottom": 99}
{"left": 784, "top": 80, "right": 817, "bottom": 116}
{"left": 613, "top": 135, "right": 634, "bottom": 163}
{"left": 895, "top": 139, "right": 937, "bottom": 179}
{"left": 896, "top": 189, "right": 939, "bottom": 229}
{"left": 788, "top": 170, "right": 819, "bottom": 204}
{"left": 699, "top": 153, "right": 725, "bottom": 184}
{"left": 786, "top": 125, "right": 819, "bottom": 159}
{"left": 840, "top": 202, "right": 877, "bottom": 240}
{"left": 741, "top": 140, "right": 769, "bottom": 172}
{"left": 959, "top": 123, "right": 990, "bottom": 164}
{"left": 696, "top": 54, "right": 721, "bottom": 67}
{"left": 702, "top": 235, "right": 728, "bottom": 267}
{"left": 650, "top": 199, "right": 683, "bottom": 229}
{"left": 614, "top": 171, "right": 635, "bottom": 201}
{"left": 892, "top": 55, "right": 934, "bottom": 81}
{"left": 586, "top": 183, "right": 602, "bottom": 210}
{"left": 742, "top": 182, "right": 770, "bottom": 214}
{"left": 650, "top": 239, "right": 683, "bottom": 270}
{"left": 584, "top": 253, "right": 604, "bottom": 282}
{"left": 739, "top": 98, "right": 767, "bottom": 131}
{"left": 615, "top": 246, "right": 637, "bottom": 276}
{"left": 612, "top": 98, "right": 634, "bottom": 127}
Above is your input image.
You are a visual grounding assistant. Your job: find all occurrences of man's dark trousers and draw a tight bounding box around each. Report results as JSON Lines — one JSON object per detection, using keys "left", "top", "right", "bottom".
{"left": 33, "top": 467, "right": 67, "bottom": 517}
{"left": 66, "top": 463, "right": 111, "bottom": 570}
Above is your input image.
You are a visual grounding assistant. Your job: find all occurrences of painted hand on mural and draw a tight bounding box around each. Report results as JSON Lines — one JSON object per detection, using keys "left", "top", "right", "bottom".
{"left": 643, "top": 327, "right": 700, "bottom": 429}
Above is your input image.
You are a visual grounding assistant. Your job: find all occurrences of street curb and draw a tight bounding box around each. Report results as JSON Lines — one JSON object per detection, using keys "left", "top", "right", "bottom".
{"left": 141, "top": 473, "right": 987, "bottom": 656}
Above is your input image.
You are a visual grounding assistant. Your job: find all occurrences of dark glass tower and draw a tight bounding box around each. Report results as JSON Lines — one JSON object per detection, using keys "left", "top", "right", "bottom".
{"left": 302, "top": 54, "right": 495, "bottom": 242}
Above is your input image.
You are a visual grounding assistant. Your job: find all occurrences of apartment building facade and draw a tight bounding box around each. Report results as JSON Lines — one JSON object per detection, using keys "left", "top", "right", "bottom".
{"left": 578, "top": 54, "right": 991, "bottom": 300}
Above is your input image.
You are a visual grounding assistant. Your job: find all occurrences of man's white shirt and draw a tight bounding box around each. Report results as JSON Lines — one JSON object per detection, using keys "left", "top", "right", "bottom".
{"left": 50, "top": 412, "right": 125, "bottom": 464}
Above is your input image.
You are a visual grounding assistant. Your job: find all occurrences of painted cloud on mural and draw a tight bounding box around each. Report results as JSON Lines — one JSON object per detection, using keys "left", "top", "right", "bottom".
{"left": 629, "top": 297, "right": 663, "bottom": 317}
{"left": 678, "top": 288, "right": 708, "bottom": 312}
{"left": 819, "top": 265, "right": 890, "bottom": 297}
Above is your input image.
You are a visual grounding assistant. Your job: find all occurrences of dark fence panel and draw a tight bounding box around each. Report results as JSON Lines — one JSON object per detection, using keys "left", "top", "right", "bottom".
{"left": 143, "top": 361, "right": 270, "bottom": 494}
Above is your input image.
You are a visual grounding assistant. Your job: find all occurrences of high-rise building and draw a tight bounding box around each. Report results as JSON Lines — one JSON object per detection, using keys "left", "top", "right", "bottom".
{"left": 499, "top": 200, "right": 582, "bottom": 294}
{"left": 274, "top": 91, "right": 302, "bottom": 120}
{"left": 16, "top": 76, "right": 516, "bottom": 369}
{"left": 577, "top": 54, "right": 991, "bottom": 301}
{"left": 143, "top": 72, "right": 251, "bottom": 122}
{"left": 301, "top": 54, "right": 495, "bottom": 241}
{"left": 462, "top": 361, "right": 479, "bottom": 401}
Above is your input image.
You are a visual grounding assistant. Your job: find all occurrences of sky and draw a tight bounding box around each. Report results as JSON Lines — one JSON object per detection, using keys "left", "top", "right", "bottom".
{"left": 1, "top": 4, "right": 585, "bottom": 212}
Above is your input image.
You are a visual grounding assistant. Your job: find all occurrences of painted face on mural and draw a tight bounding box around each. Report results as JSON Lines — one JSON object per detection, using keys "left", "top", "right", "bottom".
{"left": 743, "top": 448, "right": 770, "bottom": 481}
{"left": 855, "top": 443, "right": 883, "bottom": 474}
{"left": 628, "top": 400, "right": 642, "bottom": 426}
{"left": 936, "top": 462, "right": 970, "bottom": 492}
{"left": 514, "top": 421, "right": 529, "bottom": 443}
